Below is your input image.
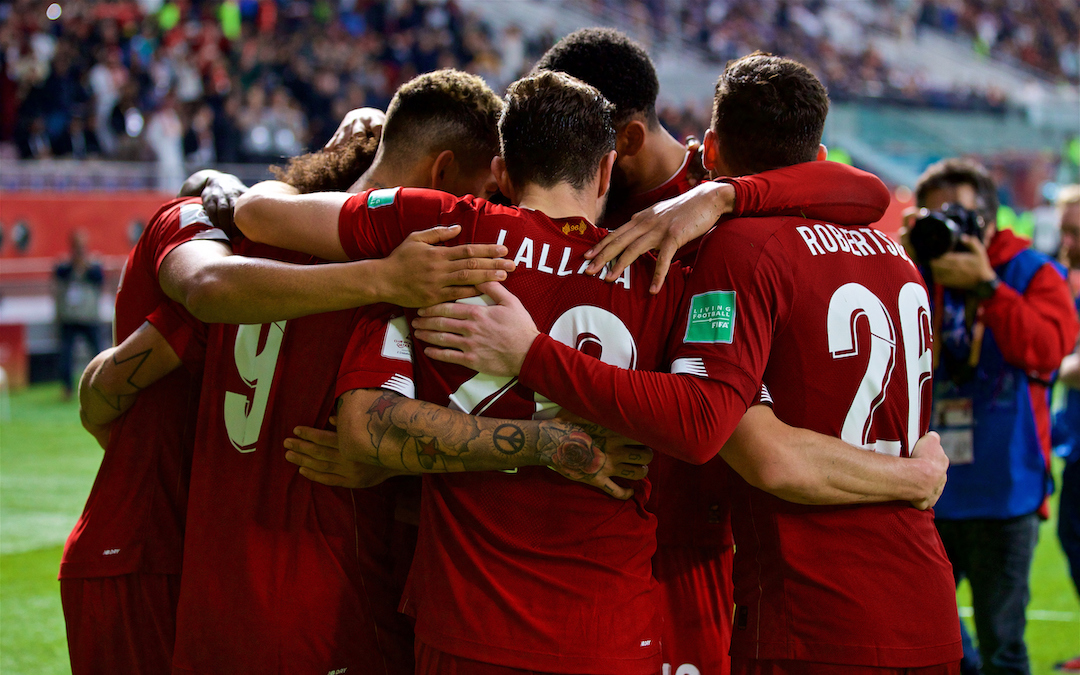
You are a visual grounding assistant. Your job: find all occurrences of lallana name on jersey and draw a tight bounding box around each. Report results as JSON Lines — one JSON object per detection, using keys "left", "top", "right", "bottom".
{"left": 494, "top": 229, "right": 631, "bottom": 289}
{"left": 796, "top": 224, "right": 912, "bottom": 263}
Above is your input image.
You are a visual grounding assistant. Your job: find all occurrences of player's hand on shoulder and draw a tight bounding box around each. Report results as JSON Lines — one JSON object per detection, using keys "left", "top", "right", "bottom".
{"left": 381, "top": 226, "right": 516, "bottom": 307}
{"left": 285, "top": 424, "right": 405, "bottom": 488}
{"left": 543, "top": 413, "right": 652, "bottom": 501}
{"left": 585, "top": 181, "right": 734, "bottom": 294}
{"left": 325, "top": 107, "right": 386, "bottom": 150}
{"left": 909, "top": 431, "right": 948, "bottom": 510}
{"left": 413, "top": 281, "right": 537, "bottom": 377}
{"left": 201, "top": 172, "right": 248, "bottom": 237}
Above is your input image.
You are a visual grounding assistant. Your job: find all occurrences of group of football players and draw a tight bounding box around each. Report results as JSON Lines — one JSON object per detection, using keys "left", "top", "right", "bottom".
{"left": 67, "top": 27, "right": 963, "bottom": 675}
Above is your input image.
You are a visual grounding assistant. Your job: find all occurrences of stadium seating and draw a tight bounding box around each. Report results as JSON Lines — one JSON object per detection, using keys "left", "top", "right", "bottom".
{"left": 4, "top": 0, "right": 1076, "bottom": 170}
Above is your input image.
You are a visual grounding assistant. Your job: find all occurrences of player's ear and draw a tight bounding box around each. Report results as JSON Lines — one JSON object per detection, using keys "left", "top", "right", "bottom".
{"left": 816, "top": 144, "right": 828, "bottom": 161}
{"left": 617, "top": 120, "right": 647, "bottom": 159}
{"left": 596, "top": 150, "right": 617, "bottom": 199}
{"left": 430, "top": 150, "right": 456, "bottom": 190}
{"left": 492, "top": 156, "right": 516, "bottom": 203}
{"left": 702, "top": 129, "right": 721, "bottom": 175}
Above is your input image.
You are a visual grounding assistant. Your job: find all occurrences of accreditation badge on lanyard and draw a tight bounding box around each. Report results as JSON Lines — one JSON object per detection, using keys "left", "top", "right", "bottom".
{"left": 932, "top": 396, "right": 975, "bottom": 465}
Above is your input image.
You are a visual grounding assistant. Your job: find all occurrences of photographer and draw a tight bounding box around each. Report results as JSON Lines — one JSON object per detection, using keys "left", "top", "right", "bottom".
{"left": 910, "top": 159, "right": 1079, "bottom": 675}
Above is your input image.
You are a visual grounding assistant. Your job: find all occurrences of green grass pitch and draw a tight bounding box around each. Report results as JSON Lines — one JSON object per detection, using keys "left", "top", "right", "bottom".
{"left": 1, "top": 383, "right": 1078, "bottom": 673}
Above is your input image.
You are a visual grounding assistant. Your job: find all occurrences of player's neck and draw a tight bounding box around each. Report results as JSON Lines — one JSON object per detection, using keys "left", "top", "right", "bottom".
{"left": 349, "top": 156, "right": 418, "bottom": 193}
{"left": 516, "top": 182, "right": 601, "bottom": 224}
{"left": 631, "top": 128, "right": 687, "bottom": 194}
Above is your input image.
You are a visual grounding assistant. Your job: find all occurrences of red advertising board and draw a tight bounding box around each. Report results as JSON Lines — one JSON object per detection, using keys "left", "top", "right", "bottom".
{"left": 1, "top": 191, "right": 169, "bottom": 282}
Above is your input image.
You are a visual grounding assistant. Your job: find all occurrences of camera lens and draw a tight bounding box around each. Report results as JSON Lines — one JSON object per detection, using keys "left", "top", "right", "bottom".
{"left": 909, "top": 208, "right": 959, "bottom": 264}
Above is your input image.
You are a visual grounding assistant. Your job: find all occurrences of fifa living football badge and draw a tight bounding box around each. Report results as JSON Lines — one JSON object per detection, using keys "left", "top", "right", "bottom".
{"left": 684, "top": 290, "right": 736, "bottom": 343}
{"left": 367, "top": 187, "right": 400, "bottom": 208}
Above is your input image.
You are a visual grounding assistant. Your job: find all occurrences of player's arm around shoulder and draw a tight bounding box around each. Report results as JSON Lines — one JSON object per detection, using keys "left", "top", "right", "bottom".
{"left": 78, "top": 320, "right": 183, "bottom": 449}
{"left": 234, "top": 180, "right": 351, "bottom": 261}
{"left": 286, "top": 387, "right": 652, "bottom": 500}
{"left": 721, "top": 405, "right": 949, "bottom": 509}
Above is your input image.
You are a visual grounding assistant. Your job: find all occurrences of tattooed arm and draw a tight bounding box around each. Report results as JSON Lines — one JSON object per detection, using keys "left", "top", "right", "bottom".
{"left": 288, "top": 387, "right": 652, "bottom": 499}
{"left": 78, "top": 321, "right": 182, "bottom": 449}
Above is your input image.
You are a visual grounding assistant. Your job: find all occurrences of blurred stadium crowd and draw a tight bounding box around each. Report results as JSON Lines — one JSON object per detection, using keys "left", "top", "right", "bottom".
{"left": 592, "top": 0, "right": 1078, "bottom": 99}
{"left": 2, "top": 0, "right": 549, "bottom": 164}
{"left": 3, "top": 0, "right": 1077, "bottom": 166}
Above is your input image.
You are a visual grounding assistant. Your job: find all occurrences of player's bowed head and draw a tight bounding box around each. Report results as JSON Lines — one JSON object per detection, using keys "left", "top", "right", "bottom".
{"left": 489, "top": 71, "right": 617, "bottom": 227}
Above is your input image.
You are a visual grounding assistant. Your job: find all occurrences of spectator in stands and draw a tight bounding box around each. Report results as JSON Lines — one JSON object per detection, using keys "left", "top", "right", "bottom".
{"left": 107, "top": 81, "right": 145, "bottom": 160}
{"left": 498, "top": 24, "right": 527, "bottom": 91}
{"left": 915, "top": 0, "right": 1078, "bottom": 83}
{"left": 238, "top": 84, "right": 272, "bottom": 161}
{"left": 17, "top": 116, "right": 53, "bottom": 159}
{"left": 144, "top": 92, "right": 185, "bottom": 191}
{"left": 41, "top": 43, "right": 92, "bottom": 139}
{"left": 4, "top": 0, "right": 1073, "bottom": 168}
{"left": 53, "top": 231, "right": 104, "bottom": 401}
{"left": 183, "top": 103, "right": 216, "bottom": 165}
{"left": 88, "top": 46, "right": 127, "bottom": 154}
{"left": 264, "top": 87, "right": 308, "bottom": 157}
{"left": 211, "top": 91, "right": 243, "bottom": 164}
{"left": 914, "top": 158, "right": 1079, "bottom": 675}
{"left": 53, "top": 114, "right": 103, "bottom": 159}
{"left": 1053, "top": 184, "right": 1080, "bottom": 675}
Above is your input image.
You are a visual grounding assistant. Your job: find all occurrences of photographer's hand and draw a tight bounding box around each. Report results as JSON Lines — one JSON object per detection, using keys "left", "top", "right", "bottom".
{"left": 929, "top": 234, "right": 996, "bottom": 291}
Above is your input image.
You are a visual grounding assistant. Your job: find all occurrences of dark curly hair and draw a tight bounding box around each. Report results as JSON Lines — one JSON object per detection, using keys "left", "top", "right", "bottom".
{"left": 533, "top": 28, "right": 659, "bottom": 129}
{"left": 711, "top": 52, "right": 829, "bottom": 175}
{"left": 270, "top": 133, "right": 379, "bottom": 194}
{"left": 500, "top": 71, "right": 616, "bottom": 192}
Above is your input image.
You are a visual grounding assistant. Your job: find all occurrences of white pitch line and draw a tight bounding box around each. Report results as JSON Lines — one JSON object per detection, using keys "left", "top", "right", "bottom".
{"left": 959, "top": 607, "right": 1079, "bottom": 622}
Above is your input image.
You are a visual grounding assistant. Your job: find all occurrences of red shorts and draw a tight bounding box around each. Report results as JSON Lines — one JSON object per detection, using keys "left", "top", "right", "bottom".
{"left": 731, "top": 658, "right": 962, "bottom": 675}
{"left": 60, "top": 573, "right": 180, "bottom": 675}
{"left": 415, "top": 640, "right": 662, "bottom": 675}
{"left": 654, "top": 544, "right": 735, "bottom": 675}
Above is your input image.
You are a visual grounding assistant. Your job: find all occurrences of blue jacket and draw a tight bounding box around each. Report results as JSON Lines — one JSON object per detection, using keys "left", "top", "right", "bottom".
{"left": 934, "top": 247, "right": 1068, "bottom": 520}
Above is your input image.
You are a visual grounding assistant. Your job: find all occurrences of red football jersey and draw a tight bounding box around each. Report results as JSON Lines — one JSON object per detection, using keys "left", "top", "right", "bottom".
{"left": 169, "top": 240, "right": 411, "bottom": 675}
{"left": 60, "top": 197, "right": 227, "bottom": 579}
{"left": 336, "top": 307, "right": 417, "bottom": 400}
{"left": 670, "top": 216, "right": 962, "bottom": 667}
{"left": 337, "top": 188, "right": 686, "bottom": 674}
{"left": 606, "top": 158, "right": 895, "bottom": 550}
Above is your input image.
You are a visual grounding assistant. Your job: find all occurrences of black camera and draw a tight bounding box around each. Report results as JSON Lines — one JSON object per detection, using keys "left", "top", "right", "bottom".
{"left": 908, "top": 203, "right": 985, "bottom": 265}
